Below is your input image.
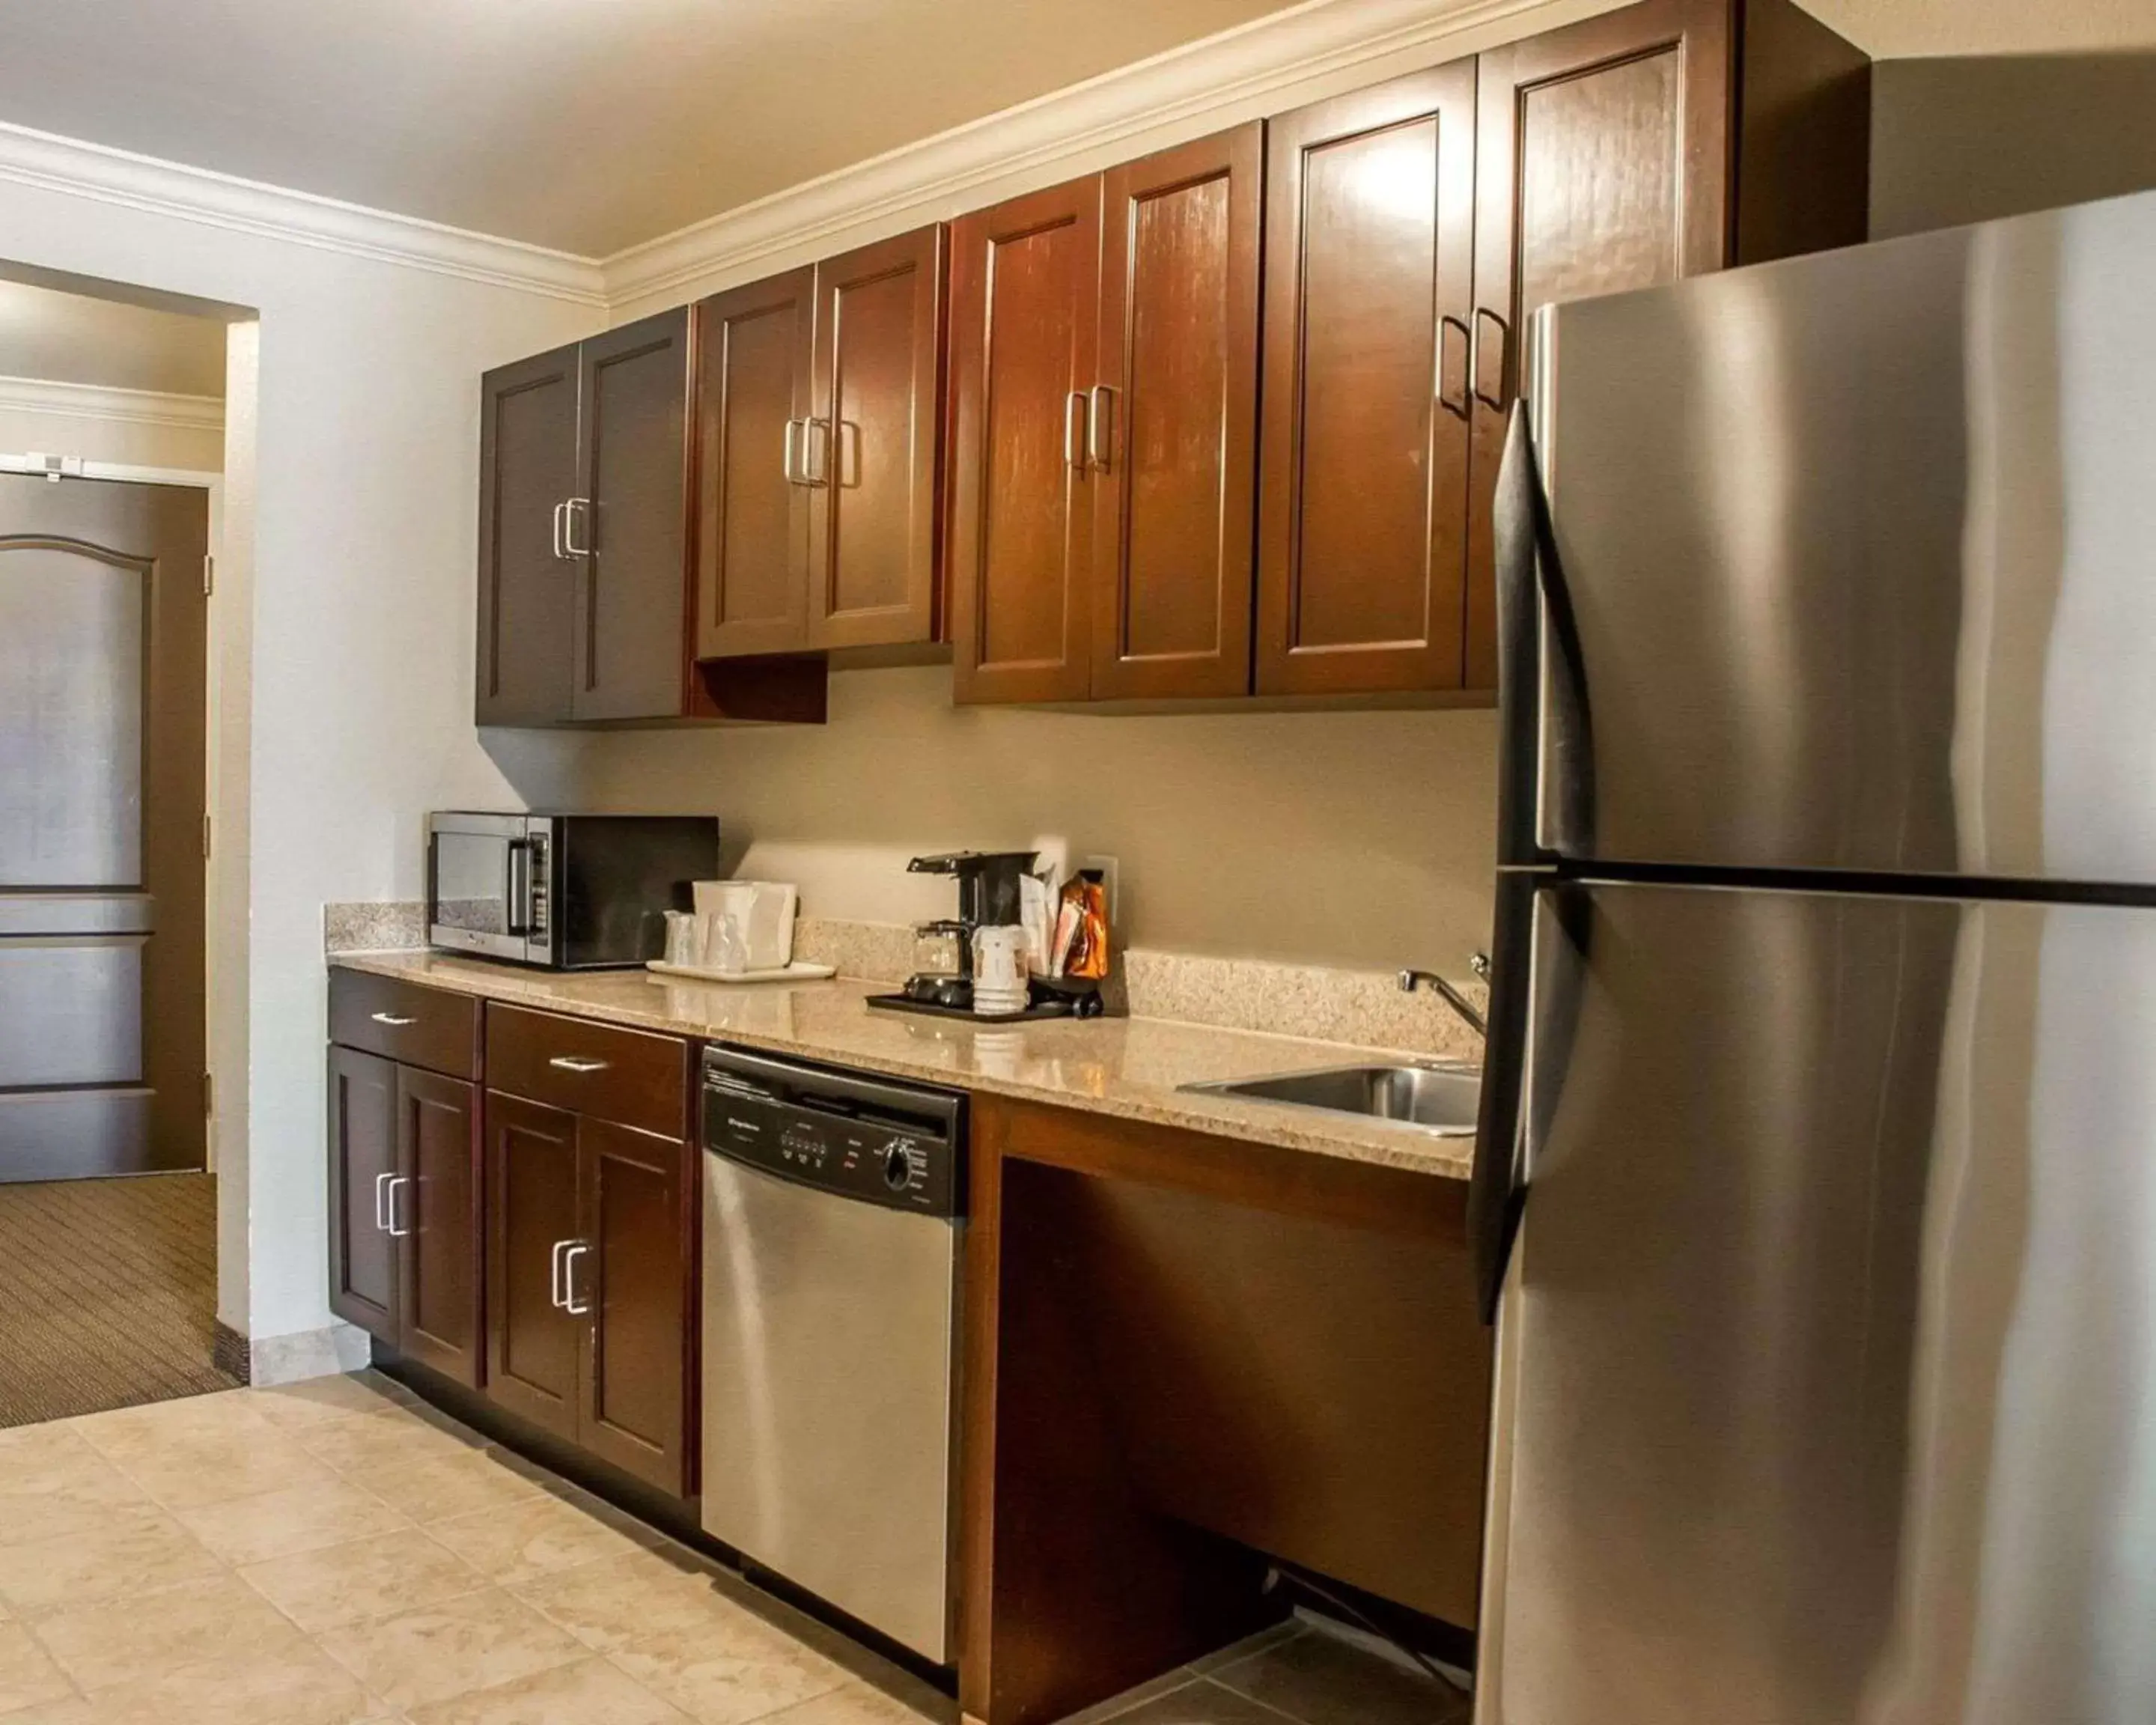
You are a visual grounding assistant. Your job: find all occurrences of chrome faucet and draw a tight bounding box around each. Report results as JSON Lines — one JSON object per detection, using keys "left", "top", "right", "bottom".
{"left": 1400, "top": 952, "right": 1490, "bottom": 1039}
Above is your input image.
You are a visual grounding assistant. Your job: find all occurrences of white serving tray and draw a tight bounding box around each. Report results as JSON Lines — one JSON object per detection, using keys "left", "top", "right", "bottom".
{"left": 645, "top": 960, "right": 836, "bottom": 985}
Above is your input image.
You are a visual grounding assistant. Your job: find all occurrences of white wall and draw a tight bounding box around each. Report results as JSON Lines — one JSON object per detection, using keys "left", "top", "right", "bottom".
{"left": 0, "top": 172, "right": 598, "bottom": 1344}
{"left": 1872, "top": 53, "right": 2156, "bottom": 241}
{"left": 538, "top": 670, "right": 1498, "bottom": 972}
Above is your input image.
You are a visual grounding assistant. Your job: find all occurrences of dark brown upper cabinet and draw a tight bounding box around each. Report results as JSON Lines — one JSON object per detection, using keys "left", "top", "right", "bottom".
{"left": 573, "top": 312, "right": 696, "bottom": 721}
{"left": 1090, "top": 125, "right": 1264, "bottom": 702}
{"left": 1464, "top": 0, "right": 1869, "bottom": 687}
{"left": 1258, "top": 62, "right": 1479, "bottom": 699}
{"left": 478, "top": 0, "right": 1863, "bottom": 719}
{"left": 1256, "top": 0, "right": 1866, "bottom": 699}
{"left": 478, "top": 308, "right": 823, "bottom": 726}
{"left": 475, "top": 344, "right": 579, "bottom": 725}
{"left": 953, "top": 128, "right": 1261, "bottom": 707}
{"left": 694, "top": 268, "right": 817, "bottom": 660}
{"left": 809, "top": 226, "right": 948, "bottom": 651}
{"left": 477, "top": 310, "right": 688, "bottom": 725}
{"left": 694, "top": 228, "right": 948, "bottom": 660}
{"left": 948, "top": 177, "right": 1102, "bottom": 705}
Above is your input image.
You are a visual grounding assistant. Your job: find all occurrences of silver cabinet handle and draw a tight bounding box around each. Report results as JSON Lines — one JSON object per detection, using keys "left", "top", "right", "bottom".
{"left": 551, "top": 499, "right": 567, "bottom": 559}
{"left": 549, "top": 1239, "right": 570, "bottom": 1310}
{"left": 1065, "top": 392, "right": 1087, "bottom": 470}
{"left": 547, "top": 1055, "right": 609, "bottom": 1074}
{"left": 783, "top": 418, "right": 803, "bottom": 484}
{"left": 1472, "top": 306, "right": 1510, "bottom": 412}
{"left": 561, "top": 496, "right": 592, "bottom": 556}
{"left": 374, "top": 1172, "right": 395, "bottom": 1233}
{"left": 1086, "top": 386, "right": 1115, "bottom": 472}
{"left": 385, "top": 1175, "right": 412, "bottom": 1238}
{"left": 561, "top": 1242, "right": 591, "bottom": 1315}
{"left": 370, "top": 1011, "right": 417, "bottom": 1027}
{"left": 1438, "top": 314, "right": 1472, "bottom": 420}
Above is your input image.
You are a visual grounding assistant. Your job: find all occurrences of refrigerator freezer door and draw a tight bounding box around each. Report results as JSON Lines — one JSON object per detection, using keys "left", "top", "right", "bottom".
{"left": 1480, "top": 881, "right": 2156, "bottom": 1725}
{"left": 1529, "top": 189, "right": 2156, "bottom": 885}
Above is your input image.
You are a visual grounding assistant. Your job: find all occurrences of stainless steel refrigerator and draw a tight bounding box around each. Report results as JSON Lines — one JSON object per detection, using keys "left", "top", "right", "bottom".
{"left": 1473, "top": 188, "right": 2156, "bottom": 1725}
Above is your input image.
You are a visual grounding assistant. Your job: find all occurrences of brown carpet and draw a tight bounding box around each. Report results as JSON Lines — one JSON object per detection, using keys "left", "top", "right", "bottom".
{"left": 0, "top": 1172, "right": 240, "bottom": 1427}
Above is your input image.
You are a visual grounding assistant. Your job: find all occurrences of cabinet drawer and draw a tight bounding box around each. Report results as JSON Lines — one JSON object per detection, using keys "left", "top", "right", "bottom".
{"left": 329, "top": 970, "right": 481, "bottom": 1080}
{"left": 485, "top": 1003, "right": 688, "bottom": 1139}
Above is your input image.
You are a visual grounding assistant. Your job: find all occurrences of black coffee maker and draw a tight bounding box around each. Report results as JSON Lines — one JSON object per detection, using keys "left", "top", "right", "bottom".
{"left": 894, "top": 850, "right": 1036, "bottom": 1013}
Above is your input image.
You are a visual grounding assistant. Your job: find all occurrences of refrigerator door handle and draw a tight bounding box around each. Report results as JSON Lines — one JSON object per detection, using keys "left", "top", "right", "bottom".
{"left": 1470, "top": 868, "right": 1535, "bottom": 1323}
{"left": 1495, "top": 397, "right": 1595, "bottom": 858}
{"left": 1493, "top": 403, "right": 1543, "bottom": 869}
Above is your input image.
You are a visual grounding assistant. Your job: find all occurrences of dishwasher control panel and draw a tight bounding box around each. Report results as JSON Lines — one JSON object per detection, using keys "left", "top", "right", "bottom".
{"left": 701, "top": 1045, "right": 965, "bottom": 1217}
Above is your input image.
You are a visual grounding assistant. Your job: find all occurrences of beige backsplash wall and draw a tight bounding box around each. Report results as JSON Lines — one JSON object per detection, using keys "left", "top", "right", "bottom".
{"left": 488, "top": 666, "right": 1497, "bottom": 973}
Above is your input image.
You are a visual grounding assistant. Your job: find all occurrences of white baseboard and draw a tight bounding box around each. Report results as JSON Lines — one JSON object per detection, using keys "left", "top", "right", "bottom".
{"left": 243, "top": 1320, "right": 374, "bottom": 1387}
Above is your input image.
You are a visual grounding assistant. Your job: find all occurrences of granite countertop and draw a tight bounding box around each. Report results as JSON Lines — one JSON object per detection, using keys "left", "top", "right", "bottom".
{"left": 330, "top": 951, "right": 1476, "bottom": 1181}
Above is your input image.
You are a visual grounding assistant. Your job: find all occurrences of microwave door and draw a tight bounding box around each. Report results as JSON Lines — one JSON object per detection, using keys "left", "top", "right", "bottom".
{"left": 429, "top": 815, "right": 531, "bottom": 961}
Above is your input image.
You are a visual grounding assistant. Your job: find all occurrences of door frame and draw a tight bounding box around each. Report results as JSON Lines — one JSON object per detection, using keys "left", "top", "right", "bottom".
{"left": 0, "top": 454, "right": 224, "bottom": 1172}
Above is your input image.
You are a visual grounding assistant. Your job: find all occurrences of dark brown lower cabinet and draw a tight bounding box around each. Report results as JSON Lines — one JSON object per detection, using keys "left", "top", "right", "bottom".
{"left": 579, "top": 1119, "right": 692, "bottom": 1488}
{"left": 328, "top": 1046, "right": 399, "bottom": 1339}
{"left": 326, "top": 1045, "right": 484, "bottom": 1388}
{"left": 484, "top": 1089, "right": 695, "bottom": 1497}
{"left": 961, "top": 1095, "right": 1490, "bottom": 1725}
{"left": 484, "top": 1090, "right": 583, "bottom": 1441}
{"left": 398, "top": 1067, "right": 484, "bottom": 1383}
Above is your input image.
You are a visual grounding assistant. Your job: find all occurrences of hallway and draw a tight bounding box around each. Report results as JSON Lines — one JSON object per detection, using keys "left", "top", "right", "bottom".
{"left": 0, "top": 1172, "right": 237, "bottom": 1428}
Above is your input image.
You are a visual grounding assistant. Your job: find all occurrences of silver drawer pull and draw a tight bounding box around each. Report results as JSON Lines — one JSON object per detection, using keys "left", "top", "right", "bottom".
{"left": 548, "top": 1056, "right": 609, "bottom": 1074}
{"left": 385, "top": 1175, "right": 412, "bottom": 1238}
{"left": 371, "top": 1011, "right": 417, "bottom": 1027}
{"left": 374, "top": 1172, "right": 395, "bottom": 1233}
{"left": 561, "top": 1242, "right": 591, "bottom": 1315}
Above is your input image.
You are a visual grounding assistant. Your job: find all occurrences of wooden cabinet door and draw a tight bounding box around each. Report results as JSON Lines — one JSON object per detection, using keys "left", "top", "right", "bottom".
{"left": 326, "top": 1046, "right": 398, "bottom": 1342}
{"left": 694, "top": 270, "right": 816, "bottom": 660}
{"left": 806, "top": 227, "right": 946, "bottom": 651}
{"left": 573, "top": 309, "right": 692, "bottom": 721}
{"left": 948, "top": 177, "right": 1102, "bottom": 704}
{"left": 484, "top": 1090, "right": 583, "bottom": 1441}
{"left": 1258, "top": 61, "right": 1479, "bottom": 696}
{"left": 1464, "top": 0, "right": 1733, "bottom": 684}
{"left": 1090, "top": 126, "right": 1262, "bottom": 701}
{"left": 476, "top": 344, "right": 579, "bottom": 725}
{"left": 576, "top": 1118, "right": 692, "bottom": 1495}
{"left": 395, "top": 1066, "right": 482, "bottom": 1388}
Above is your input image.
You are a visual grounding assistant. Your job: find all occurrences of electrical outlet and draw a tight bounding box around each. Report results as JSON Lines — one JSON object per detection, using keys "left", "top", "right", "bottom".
{"left": 1082, "top": 854, "right": 1121, "bottom": 926}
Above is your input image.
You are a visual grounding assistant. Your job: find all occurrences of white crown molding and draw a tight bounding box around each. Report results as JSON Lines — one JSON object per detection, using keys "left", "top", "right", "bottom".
{"left": 0, "top": 0, "right": 1595, "bottom": 316}
{"left": 600, "top": 0, "right": 1590, "bottom": 308}
{"left": 0, "top": 119, "right": 607, "bottom": 308}
{"left": 0, "top": 373, "right": 225, "bottom": 431}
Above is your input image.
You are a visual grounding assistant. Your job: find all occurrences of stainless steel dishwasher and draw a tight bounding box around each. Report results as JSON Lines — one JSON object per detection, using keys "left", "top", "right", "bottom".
{"left": 698, "top": 1044, "right": 965, "bottom": 1664}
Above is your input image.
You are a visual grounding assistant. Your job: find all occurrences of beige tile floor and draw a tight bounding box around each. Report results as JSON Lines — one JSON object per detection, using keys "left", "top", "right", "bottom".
{"left": 0, "top": 1374, "right": 1466, "bottom": 1725}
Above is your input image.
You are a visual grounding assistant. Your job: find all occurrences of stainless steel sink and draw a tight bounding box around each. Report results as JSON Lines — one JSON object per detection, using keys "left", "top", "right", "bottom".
{"left": 1183, "top": 1062, "right": 1482, "bottom": 1137}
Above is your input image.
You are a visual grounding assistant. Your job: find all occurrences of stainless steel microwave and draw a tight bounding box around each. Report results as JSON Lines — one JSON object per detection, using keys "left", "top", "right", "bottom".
{"left": 427, "top": 813, "right": 719, "bottom": 970}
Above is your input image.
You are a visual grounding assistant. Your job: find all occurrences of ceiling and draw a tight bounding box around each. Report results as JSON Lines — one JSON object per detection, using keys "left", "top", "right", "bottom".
{"left": 0, "top": 281, "right": 226, "bottom": 397}
{"left": 1, "top": 0, "right": 2152, "bottom": 260}
{"left": 0, "top": 0, "right": 1303, "bottom": 257}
